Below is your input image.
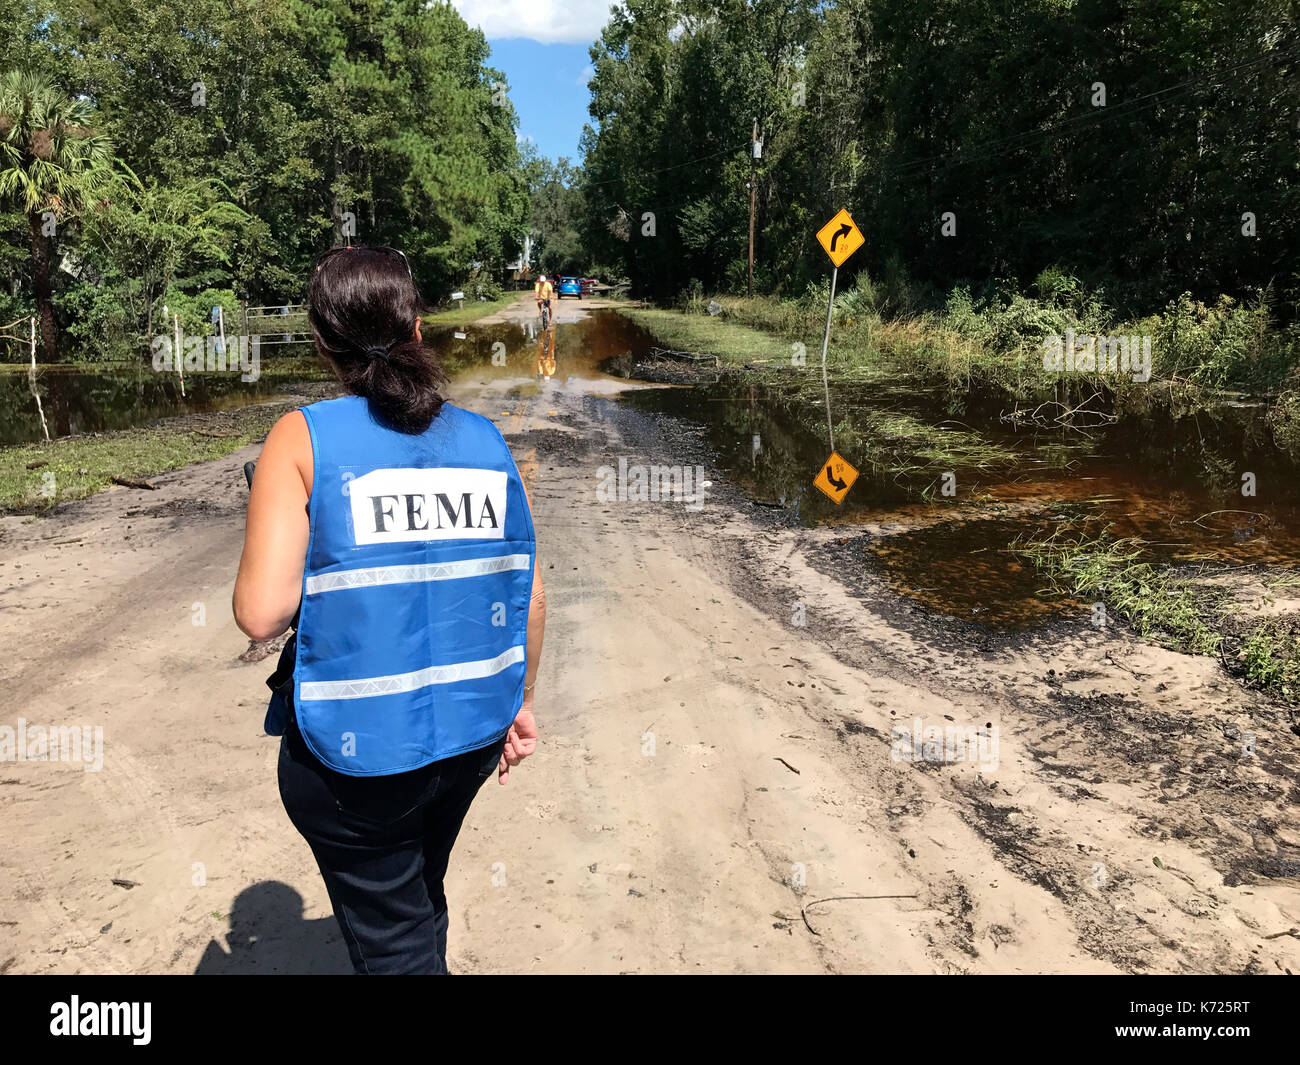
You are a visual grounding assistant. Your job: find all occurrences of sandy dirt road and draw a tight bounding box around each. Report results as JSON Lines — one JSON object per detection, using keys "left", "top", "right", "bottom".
{"left": 1, "top": 294, "right": 1298, "bottom": 974}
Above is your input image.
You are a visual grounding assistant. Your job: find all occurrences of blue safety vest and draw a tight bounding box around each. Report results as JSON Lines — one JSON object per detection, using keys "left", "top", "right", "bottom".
{"left": 290, "top": 395, "right": 535, "bottom": 777}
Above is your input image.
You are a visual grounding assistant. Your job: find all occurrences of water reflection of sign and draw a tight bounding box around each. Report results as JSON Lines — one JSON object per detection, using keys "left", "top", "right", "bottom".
{"left": 813, "top": 451, "right": 858, "bottom": 504}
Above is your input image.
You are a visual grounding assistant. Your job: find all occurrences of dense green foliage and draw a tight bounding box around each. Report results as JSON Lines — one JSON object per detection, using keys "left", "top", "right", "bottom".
{"left": 1, "top": 0, "right": 537, "bottom": 360}
{"left": 522, "top": 150, "right": 587, "bottom": 277}
{"left": 582, "top": 0, "right": 1299, "bottom": 322}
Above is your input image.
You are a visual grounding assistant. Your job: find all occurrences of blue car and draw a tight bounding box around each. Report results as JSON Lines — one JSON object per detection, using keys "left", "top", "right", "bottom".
{"left": 556, "top": 276, "right": 583, "bottom": 299}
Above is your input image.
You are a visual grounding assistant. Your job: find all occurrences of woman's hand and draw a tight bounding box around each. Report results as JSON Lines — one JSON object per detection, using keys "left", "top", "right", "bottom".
{"left": 497, "top": 704, "right": 538, "bottom": 785}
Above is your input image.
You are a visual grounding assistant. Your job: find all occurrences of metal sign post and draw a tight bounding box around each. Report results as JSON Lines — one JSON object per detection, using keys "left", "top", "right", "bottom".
{"left": 819, "top": 264, "right": 838, "bottom": 452}
{"left": 811, "top": 208, "right": 866, "bottom": 505}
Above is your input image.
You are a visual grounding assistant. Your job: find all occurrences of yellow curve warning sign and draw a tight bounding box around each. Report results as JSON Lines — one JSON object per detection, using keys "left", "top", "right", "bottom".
{"left": 816, "top": 208, "right": 864, "bottom": 268}
{"left": 813, "top": 451, "right": 859, "bottom": 504}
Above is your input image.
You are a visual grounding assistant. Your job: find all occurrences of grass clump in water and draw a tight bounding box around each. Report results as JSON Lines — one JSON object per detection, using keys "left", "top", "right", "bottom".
{"left": 1014, "top": 526, "right": 1300, "bottom": 703}
{"left": 1011, "top": 529, "right": 1222, "bottom": 656}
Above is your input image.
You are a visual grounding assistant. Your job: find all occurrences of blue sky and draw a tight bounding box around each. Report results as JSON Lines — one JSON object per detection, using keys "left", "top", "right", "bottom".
{"left": 452, "top": 1, "right": 614, "bottom": 164}
{"left": 486, "top": 38, "right": 595, "bottom": 164}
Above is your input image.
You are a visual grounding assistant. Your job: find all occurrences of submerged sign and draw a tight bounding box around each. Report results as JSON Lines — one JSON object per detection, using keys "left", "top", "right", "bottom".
{"left": 813, "top": 451, "right": 858, "bottom": 504}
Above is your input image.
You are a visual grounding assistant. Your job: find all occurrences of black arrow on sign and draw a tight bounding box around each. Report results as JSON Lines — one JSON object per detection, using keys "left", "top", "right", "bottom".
{"left": 829, "top": 223, "right": 851, "bottom": 251}
{"left": 825, "top": 464, "right": 847, "bottom": 491}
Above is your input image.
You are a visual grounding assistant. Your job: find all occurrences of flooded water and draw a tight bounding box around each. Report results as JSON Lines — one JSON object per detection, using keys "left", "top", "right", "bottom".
{"left": 432, "top": 311, "right": 652, "bottom": 389}
{"left": 0, "top": 311, "right": 644, "bottom": 445}
{"left": 0, "top": 356, "right": 325, "bottom": 444}
{"left": 7, "top": 307, "right": 1298, "bottom": 630}
{"left": 432, "top": 307, "right": 1300, "bottom": 627}
{"left": 607, "top": 324, "right": 1300, "bottom": 629}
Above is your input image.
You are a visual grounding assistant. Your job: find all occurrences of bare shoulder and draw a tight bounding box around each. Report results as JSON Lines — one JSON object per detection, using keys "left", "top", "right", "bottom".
{"left": 259, "top": 410, "right": 313, "bottom": 490}
{"left": 261, "top": 409, "right": 311, "bottom": 456}
{"left": 267, "top": 408, "right": 309, "bottom": 442}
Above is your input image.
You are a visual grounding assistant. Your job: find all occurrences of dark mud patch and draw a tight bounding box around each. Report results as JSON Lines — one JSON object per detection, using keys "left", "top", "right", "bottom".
{"left": 125, "top": 497, "right": 235, "bottom": 520}
{"left": 1224, "top": 856, "right": 1300, "bottom": 888}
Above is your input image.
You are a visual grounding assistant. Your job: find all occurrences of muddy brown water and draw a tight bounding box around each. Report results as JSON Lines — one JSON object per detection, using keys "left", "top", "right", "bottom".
{"left": 0, "top": 357, "right": 320, "bottom": 443}
{"left": 7, "top": 309, "right": 1299, "bottom": 630}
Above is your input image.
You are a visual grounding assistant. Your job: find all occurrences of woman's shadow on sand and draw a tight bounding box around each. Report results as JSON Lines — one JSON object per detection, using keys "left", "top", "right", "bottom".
{"left": 193, "top": 882, "right": 351, "bottom": 974}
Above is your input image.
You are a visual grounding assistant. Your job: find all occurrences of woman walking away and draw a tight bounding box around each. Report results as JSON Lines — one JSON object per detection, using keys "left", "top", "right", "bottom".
{"left": 233, "top": 245, "right": 545, "bottom": 974}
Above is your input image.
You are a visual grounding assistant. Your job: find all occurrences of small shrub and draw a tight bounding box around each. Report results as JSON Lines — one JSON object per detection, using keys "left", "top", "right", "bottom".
{"left": 466, "top": 274, "right": 503, "bottom": 302}
{"left": 1153, "top": 292, "right": 1280, "bottom": 390}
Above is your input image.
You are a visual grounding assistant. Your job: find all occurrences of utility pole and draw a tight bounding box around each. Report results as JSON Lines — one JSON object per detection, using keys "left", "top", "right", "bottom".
{"left": 748, "top": 117, "right": 760, "bottom": 298}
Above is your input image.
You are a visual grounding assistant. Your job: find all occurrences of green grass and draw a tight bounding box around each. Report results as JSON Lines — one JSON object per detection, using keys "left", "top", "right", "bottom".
{"left": 616, "top": 305, "right": 798, "bottom": 366}
{"left": 423, "top": 295, "right": 521, "bottom": 326}
{"left": 1011, "top": 529, "right": 1222, "bottom": 655}
{"left": 617, "top": 296, "right": 1054, "bottom": 406}
{"left": 1235, "top": 623, "right": 1300, "bottom": 702}
{"left": 0, "top": 400, "right": 292, "bottom": 512}
{"left": 1011, "top": 526, "right": 1300, "bottom": 703}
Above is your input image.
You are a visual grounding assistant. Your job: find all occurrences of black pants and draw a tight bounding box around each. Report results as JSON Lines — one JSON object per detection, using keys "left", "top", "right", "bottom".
{"left": 277, "top": 714, "right": 506, "bottom": 974}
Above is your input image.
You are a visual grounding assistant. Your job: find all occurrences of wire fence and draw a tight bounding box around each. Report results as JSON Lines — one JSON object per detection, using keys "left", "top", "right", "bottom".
{"left": 242, "top": 304, "right": 312, "bottom": 346}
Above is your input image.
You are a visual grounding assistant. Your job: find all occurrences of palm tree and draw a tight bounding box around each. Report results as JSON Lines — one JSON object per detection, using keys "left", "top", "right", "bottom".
{"left": 0, "top": 71, "right": 112, "bottom": 361}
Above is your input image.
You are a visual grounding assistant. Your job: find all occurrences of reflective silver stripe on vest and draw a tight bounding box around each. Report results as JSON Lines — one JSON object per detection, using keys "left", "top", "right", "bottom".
{"left": 304, "top": 552, "right": 530, "bottom": 595}
{"left": 299, "top": 644, "right": 526, "bottom": 702}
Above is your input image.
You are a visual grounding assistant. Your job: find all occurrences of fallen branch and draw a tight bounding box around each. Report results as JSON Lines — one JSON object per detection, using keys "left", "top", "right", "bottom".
{"left": 1001, "top": 391, "right": 1117, "bottom": 433}
{"left": 773, "top": 894, "right": 921, "bottom": 936}
{"left": 1175, "top": 509, "right": 1270, "bottom": 530}
{"left": 649, "top": 346, "right": 721, "bottom": 367}
{"left": 110, "top": 476, "right": 158, "bottom": 491}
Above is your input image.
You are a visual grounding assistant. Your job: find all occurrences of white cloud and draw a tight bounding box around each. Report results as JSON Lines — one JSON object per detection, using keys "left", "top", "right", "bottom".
{"left": 452, "top": 0, "right": 615, "bottom": 45}
{"left": 576, "top": 63, "right": 595, "bottom": 86}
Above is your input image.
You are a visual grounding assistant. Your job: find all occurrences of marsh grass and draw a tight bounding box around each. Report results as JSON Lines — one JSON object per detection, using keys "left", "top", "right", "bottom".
{"left": 0, "top": 401, "right": 290, "bottom": 512}
{"left": 626, "top": 274, "right": 1296, "bottom": 423}
{"left": 1011, "top": 526, "right": 1300, "bottom": 702}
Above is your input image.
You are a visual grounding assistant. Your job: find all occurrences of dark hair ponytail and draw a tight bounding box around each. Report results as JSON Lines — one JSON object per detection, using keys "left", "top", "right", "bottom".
{"left": 307, "top": 246, "right": 447, "bottom": 434}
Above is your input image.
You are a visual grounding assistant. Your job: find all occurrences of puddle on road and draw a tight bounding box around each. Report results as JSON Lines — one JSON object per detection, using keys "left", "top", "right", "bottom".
{"left": 434, "top": 310, "right": 655, "bottom": 393}
{"left": 612, "top": 344, "right": 1300, "bottom": 629}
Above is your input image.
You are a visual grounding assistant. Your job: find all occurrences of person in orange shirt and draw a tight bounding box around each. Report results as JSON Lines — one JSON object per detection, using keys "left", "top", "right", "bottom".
{"left": 533, "top": 274, "right": 554, "bottom": 313}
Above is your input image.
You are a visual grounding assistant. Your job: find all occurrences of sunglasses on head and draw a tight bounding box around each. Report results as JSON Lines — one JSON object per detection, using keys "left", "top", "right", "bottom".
{"left": 316, "top": 244, "right": 413, "bottom": 279}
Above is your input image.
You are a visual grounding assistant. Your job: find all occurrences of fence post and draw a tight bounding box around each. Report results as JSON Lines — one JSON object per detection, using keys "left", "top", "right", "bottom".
{"left": 28, "top": 316, "right": 50, "bottom": 443}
